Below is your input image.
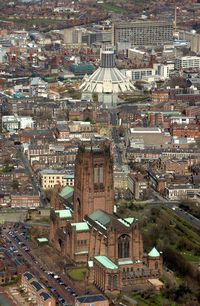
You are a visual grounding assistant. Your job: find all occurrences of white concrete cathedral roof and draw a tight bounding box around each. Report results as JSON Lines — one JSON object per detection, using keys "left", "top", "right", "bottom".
{"left": 80, "top": 66, "right": 135, "bottom": 94}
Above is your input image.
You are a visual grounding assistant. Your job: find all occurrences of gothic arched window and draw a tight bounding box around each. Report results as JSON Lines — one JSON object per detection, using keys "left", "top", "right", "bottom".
{"left": 118, "top": 234, "right": 130, "bottom": 258}
{"left": 77, "top": 198, "right": 81, "bottom": 218}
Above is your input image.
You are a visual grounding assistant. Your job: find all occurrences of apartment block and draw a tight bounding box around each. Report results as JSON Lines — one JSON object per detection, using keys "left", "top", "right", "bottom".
{"left": 64, "top": 27, "right": 83, "bottom": 45}
{"left": 113, "top": 21, "right": 173, "bottom": 46}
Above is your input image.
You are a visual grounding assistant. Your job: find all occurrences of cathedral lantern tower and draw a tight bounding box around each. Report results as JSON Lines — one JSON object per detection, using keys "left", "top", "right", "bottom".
{"left": 73, "top": 139, "right": 114, "bottom": 222}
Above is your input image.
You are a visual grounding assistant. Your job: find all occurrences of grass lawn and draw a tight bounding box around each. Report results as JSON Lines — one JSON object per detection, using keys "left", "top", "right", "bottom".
{"left": 181, "top": 251, "right": 200, "bottom": 263}
{"left": 98, "top": 2, "right": 126, "bottom": 13}
{"left": 67, "top": 267, "right": 87, "bottom": 281}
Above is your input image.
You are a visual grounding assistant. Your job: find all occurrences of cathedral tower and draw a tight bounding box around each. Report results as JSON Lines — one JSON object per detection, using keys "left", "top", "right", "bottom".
{"left": 73, "top": 139, "right": 114, "bottom": 222}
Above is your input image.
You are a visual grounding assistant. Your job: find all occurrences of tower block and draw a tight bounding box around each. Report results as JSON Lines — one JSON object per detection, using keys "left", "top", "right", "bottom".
{"left": 73, "top": 140, "right": 114, "bottom": 222}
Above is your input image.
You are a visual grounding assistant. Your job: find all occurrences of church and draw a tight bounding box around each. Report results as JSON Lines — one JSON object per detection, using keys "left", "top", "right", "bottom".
{"left": 49, "top": 138, "right": 163, "bottom": 293}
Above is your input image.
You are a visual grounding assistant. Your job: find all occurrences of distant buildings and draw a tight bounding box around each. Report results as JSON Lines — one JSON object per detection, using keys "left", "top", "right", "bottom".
{"left": 128, "top": 62, "right": 173, "bottom": 81}
{"left": 113, "top": 21, "right": 173, "bottom": 47}
{"left": 30, "top": 77, "right": 48, "bottom": 98}
{"left": 64, "top": 27, "right": 83, "bottom": 45}
{"left": 2, "top": 115, "right": 34, "bottom": 132}
{"left": 179, "top": 30, "right": 200, "bottom": 54}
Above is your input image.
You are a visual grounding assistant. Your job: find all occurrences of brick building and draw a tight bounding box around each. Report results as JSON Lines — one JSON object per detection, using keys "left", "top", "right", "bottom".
{"left": 170, "top": 123, "right": 200, "bottom": 139}
{"left": 147, "top": 170, "right": 166, "bottom": 193}
{"left": 151, "top": 89, "right": 169, "bottom": 104}
{"left": 11, "top": 194, "right": 40, "bottom": 208}
{"left": 49, "top": 139, "right": 163, "bottom": 293}
{"left": 21, "top": 271, "right": 55, "bottom": 306}
{"left": 128, "top": 173, "right": 148, "bottom": 199}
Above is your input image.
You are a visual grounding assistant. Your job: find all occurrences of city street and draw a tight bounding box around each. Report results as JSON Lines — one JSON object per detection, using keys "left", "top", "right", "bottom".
{"left": 165, "top": 203, "right": 200, "bottom": 231}
{"left": 16, "top": 146, "right": 48, "bottom": 207}
{"left": 110, "top": 111, "right": 123, "bottom": 168}
{"left": 2, "top": 226, "right": 78, "bottom": 306}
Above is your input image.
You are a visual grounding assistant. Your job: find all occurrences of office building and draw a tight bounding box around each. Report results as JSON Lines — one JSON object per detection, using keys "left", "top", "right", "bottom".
{"left": 175, "top": 56, "right": 200, "bottom": 70}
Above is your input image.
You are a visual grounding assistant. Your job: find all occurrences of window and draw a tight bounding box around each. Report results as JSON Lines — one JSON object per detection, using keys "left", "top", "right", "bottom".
{"left": 108, "top": 274, "right": 118, "bottom": 290}
{"left": 94, "top": 165, "right": 103, "bottom": 184}
{"left": 118, "top": 234, "right": 130, "bottom": 258}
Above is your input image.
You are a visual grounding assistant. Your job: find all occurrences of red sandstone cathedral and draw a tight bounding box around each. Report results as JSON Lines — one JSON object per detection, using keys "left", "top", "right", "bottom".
{"left": 49, "top": 138, "right": 163, "bottom": 293}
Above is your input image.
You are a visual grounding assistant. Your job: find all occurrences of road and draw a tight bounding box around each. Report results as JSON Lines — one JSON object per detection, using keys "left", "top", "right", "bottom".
{"left": 150, "top": 189, "right": 200, "bottom": 231}
{"left": 165, "top": 203, "right": 200, "bottom": 231}
{"left": 16, "top": 146, "right": 48, "bottom": 207}
{"left": 2, "top": 227, "right": 76, "bottom": 306}
{"left": 110, "top": 112, "right": 123, "bottom": 169}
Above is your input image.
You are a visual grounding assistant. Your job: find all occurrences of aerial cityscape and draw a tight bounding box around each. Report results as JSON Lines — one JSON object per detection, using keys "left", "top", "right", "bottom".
{"left": 0, "top": 0, "right": 200, "bottom": 305}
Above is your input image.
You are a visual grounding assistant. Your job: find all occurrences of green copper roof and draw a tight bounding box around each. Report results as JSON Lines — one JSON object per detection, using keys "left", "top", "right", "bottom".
{"left": 71, "top": 222, "right": 89, "bottom": 232}
{"left": 75, "top": 251, "right": 88, "bottom": 255}
{"left": 95, "top": 256, "right": 118, "bottom": 270}
{"left": 118, "top": 259, "right": 133, "bottom": 265}
{"left": 89, "top": 210, "right": 111, "bottom": 226}
{"left": 118, "top": 217, "right": 134, "bottom": 227}
{"left": 55, "top": 209, "right": 72, "bottom": 219}
{"left": 37, "top": 238, "right": 48, "bottom": 243}
{"left": 148, "top": 247, "right": 160, "bottom": 257}
{"left": 59, "top": 186, "right": 74, "bottom": 199}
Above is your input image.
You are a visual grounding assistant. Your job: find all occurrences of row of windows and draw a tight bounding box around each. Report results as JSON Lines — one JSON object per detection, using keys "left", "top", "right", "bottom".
{"left": 43, "top": 178, "right": 74, "bottom": 182}
{"left": 77, "top": 240, "right": 87, "bottom": 246}
{"left": 43, "top": 182, "right": 74, "bottom": 188}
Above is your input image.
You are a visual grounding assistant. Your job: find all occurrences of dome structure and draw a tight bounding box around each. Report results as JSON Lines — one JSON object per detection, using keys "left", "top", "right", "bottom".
{"left": 80, "top": 47, "right": 135, "bottom": 108}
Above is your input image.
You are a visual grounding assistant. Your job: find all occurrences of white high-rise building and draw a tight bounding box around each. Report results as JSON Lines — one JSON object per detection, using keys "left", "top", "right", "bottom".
{"left": 175, "top": 56, "right": 200, "bottom": 70}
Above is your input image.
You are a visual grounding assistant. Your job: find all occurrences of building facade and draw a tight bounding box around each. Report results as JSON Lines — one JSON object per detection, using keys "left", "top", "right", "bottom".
{"left": 175, "top": 56, "right": 200, "bottom": 70}
{"left": 113, "top": 21, "right": 173, "bottom": 46}
{"left": 49, "top": 139, "right": 163, "bottom": 293}
{"left": 10, "top": 194, "right": 40, "bottom": 208}
{"left": 128, "top": 174, "right": 148, "bottom": 200}
{"left": 40, "top": 169, "right": 74, "bottom": 190}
